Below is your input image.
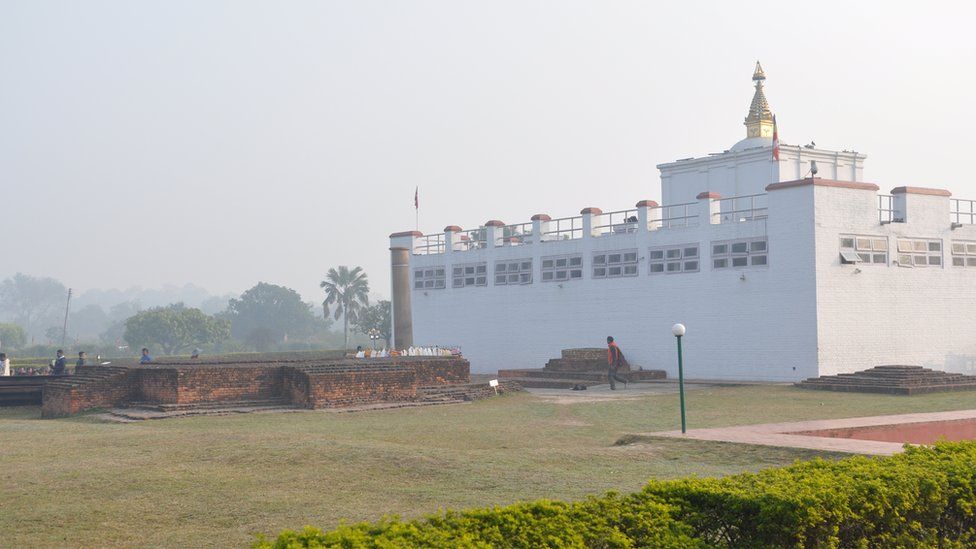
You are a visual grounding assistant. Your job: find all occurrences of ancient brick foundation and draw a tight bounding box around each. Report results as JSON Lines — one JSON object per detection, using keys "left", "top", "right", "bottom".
{"left": 41, "top": 355, "right": 470, "bottom": 418}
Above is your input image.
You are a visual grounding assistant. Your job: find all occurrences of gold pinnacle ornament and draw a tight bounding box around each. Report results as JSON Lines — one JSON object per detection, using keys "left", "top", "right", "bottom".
{"left": 744, "top": 61, "right": 775, "bottom": 138}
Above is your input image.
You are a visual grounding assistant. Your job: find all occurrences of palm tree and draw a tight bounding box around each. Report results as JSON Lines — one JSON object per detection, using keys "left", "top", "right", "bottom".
{"left": 320, "top": 266, "right": 370, "bottom": 351}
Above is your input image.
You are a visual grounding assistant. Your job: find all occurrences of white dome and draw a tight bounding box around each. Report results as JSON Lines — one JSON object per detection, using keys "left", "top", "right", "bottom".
{"left": 729, "top": 136, "right": 772, "bottom": 153}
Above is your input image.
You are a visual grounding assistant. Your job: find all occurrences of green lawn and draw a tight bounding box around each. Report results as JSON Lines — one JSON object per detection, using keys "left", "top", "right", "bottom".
{"left": 3, "top": 385, "right": 976, "bottom": 548}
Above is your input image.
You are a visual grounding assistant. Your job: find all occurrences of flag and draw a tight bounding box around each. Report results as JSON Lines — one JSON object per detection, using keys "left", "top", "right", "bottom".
{"left": 771, "top": 115, "right": 780, "bottom": 161}
{"left": 414, "top": 186, "right": 419, "bottom": 210}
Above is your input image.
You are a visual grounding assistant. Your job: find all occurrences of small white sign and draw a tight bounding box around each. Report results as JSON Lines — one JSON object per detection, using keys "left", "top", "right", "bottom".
{"left": 489, "top": 379, "right": 499, "bottom": 387}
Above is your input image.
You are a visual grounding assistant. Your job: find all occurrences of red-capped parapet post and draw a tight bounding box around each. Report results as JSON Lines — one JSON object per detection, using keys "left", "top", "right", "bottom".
{"left": 389, "top": 230, "right": 423, "bottom": 349}
{"left": 635, "top": 200, "right": 659, "bottom": 231}
{"left": 697, "top": 192, "right": 722, "bottom": 225}
{"left": 580, "top": 207, "right": 603, "bottom": 239}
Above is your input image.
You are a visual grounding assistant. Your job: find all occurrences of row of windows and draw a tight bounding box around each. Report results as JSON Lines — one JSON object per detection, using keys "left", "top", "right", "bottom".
{"left": 495, "top": 260, "right": 533, "bottom": 285}
{"left": 951, "top": 241, "right": 976, "bottom": 268}
{"left": 452, "top": 263, "right": 487, "bottom": 287}
{"left": 414, "top": 238, "right": 769, "bottom": 289}
{"left": 840, "top": 236, "right": 976, "bottom": 268}
{"left": 542, "top": 255, "right": 584, "bottom": 281}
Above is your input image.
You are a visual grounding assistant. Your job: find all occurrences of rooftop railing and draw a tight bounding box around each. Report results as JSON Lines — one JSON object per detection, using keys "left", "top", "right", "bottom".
{"left": 951, "top": 198, "right": 976, "bottom": 225}
{"left": 542, "top": 216, "right": 583, "bottom": 241}
{"left": 496, "top": 222, "right": 534, "bottom": 246}
{"left": 593, "top": 209, "right": 639, "bottom": 237}
{"left": 658, "top": 202, "right": 699, "bottom": 229}
{"left": 405, "top": 190, "right": 974, "bottom": 255}
{"left": 714, "top": 194, "right": 768, "bottom": 224}
{"left": 415, "top": 233, "right": 445, "bottom": 255}
{"left": 457, "top": 228, "right": 488, "bottom": 251}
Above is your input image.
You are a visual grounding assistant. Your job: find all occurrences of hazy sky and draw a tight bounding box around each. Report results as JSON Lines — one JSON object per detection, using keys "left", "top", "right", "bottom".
{"left": 2, "top": 1, "right": 974, "bottom": 303}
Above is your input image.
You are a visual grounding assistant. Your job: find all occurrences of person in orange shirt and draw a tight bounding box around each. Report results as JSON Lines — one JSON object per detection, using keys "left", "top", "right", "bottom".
{"left": 606, "top": 336, "right": 629, "bottom": 390}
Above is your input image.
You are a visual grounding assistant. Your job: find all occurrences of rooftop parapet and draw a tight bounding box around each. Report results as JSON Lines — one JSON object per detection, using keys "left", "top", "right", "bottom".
{"left": 393, "top": 181, "right": 973, "bottom": 256}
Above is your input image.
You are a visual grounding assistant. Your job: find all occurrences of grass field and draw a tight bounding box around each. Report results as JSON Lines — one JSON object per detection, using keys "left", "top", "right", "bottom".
{"left": 4, "top": 385, "right": 976, "bottom": 547}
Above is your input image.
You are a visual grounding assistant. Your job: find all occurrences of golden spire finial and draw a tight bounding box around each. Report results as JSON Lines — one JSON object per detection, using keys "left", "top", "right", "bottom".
{"left": 744, "top": 61, "right": 774, "bottom": 138}
{"left": 752, "top": 61, "right": 766, "bottom": 82}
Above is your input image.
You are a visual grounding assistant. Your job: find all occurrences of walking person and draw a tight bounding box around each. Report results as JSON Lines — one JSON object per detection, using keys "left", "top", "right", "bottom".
{"left": 606, "top": 336, "right": 629, "bottom": 390}
{"left": 52, "top": 350, "right": 67, "bottom": 376}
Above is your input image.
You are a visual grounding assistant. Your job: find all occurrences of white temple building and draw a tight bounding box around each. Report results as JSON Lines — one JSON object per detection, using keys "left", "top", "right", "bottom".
{"left": 389, "top": 63, "right": 976, "bottom": 381}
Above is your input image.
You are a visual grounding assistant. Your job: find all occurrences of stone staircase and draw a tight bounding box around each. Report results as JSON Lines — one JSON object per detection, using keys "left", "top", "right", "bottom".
{"left": 796, "top": 365, "right": 976, "bottom": 395}
{"left": 498, "top": 348, "right": 667, "bottom": 389}
{"left": 104, "top": 397, "right": 301, "bottom": 422}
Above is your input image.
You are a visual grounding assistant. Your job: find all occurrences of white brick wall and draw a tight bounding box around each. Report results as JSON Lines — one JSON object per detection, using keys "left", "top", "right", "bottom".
{"left": 406, "top": 192, "right": 819, "bottom": 380}
{"left": 814, "top": 187, "right": 976, "bottom": 375}
{"left": 398, "top": 181, "right": 976, "bottom": 380}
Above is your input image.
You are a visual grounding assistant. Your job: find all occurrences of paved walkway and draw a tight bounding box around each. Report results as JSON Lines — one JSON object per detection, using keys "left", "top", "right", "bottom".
{"left": 646, "top": 409, "right": 976, "bottom": 455}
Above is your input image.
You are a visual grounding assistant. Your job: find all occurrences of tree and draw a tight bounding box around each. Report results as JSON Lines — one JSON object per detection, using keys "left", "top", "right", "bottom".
{"left": 0, "top": 273, "right": 68, "bottom": 337}
{"left": 123, "top": 304, "right": 230, "bottom": 355}
{"left": 0, "top": 322, "right": 27, "bottom": 350}
{"left": 222, "top": 283, "right": 320, "bottom": 349}
{"left": 354, "top": 300, "right": 391, "bottom": 347}
{"left": 320, "top": 266, "right": 370, "bottom": 350}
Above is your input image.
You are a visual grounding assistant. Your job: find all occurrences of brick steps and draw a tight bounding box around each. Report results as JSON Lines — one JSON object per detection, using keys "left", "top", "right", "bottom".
{"left": 796, "top": 365, "right": 976, "bottom": 395}
{"left": 500, "top": 368, "right": 666, "bottom": 389}
{"left": 499, "top": 369, "right": 610, "bottom": 382}
{"left": 418, "top": 380, "right": 523, "bottom": 401}
{"left": 105, "top": 398, "right": 301, "bottom": 421}
{"left": 500, "top": 377, "right": 603, "bottom": 389}
{"left": 44, "top": 366, "right": 131, "bottom": 389}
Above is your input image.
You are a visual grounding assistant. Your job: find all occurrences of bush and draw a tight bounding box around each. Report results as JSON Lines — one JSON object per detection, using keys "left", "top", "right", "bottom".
{"left": 256, "top": 442, "right": 976, "bottom": 548}
{"left": 642, "top": 441, "right": 976, "bottom": 548}
{"left": 254, "top": 498, "right": 699, "bottom": 548}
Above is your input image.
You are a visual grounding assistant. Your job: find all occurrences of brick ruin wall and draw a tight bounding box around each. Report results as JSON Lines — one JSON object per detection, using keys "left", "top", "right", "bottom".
{"left": 42, "top": 356, "right": 470, "bottom": 417}
{"left": 41, "top": 366, "right": 136, "bottom": 418}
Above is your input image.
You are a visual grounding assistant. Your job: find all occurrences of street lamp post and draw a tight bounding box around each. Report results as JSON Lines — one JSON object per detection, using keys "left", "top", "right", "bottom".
{"left": 671, "top": 323, "right": 687, "bottom": 434}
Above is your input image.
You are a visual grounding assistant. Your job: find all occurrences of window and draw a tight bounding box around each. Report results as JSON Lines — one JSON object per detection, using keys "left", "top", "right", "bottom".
{"left": 712, "top": 238, "right": 767, "bottom": 269}
{"left": 593, "top": 250, "right": 638, "bottom": 278}
{"left": 452, "top": 263, "right": 487, "bottom": 288}
{"left": 414, "top": 267, "right": 446, "bottom": 290}
{"left": 950, "top": 241, "right": 976, "bottom": 268}
{"left": 840, "top": 235, "right": 887, "bottom": 265}
{"left": 649, "top": 244, "right": 699, "bottom": 274}
{"left": 495, "top": 259, "right": 533, "bottom": 285}
{"left": 896, "top": 239, "right": 942, "bottom": 267}
{"left": 542, "top": 254, "right": 583, "bottom": 282}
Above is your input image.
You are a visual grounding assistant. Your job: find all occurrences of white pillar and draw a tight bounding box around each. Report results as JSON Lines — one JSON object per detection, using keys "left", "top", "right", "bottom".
{"left": 485, "top": 220, "right": 504, "bottom": 248}
{"left": 697, "top": 192, "right": 722, "bottom": 225}
{"left": 580, "top": 207, "right": 602, "bottom": 239}
{"left": 635, "top": 200, "right": 659, "bottom": 232}
{"left": 444, "top": 225, "right": 462, "bottom": 253}
{"left": 531, "top": 214, "right": 551, "bottom": 243}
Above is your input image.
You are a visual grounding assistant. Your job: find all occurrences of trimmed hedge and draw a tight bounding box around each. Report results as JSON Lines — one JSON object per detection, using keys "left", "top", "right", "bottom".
{"left": 256, "top": 441, "right": 976, "bottom": 548}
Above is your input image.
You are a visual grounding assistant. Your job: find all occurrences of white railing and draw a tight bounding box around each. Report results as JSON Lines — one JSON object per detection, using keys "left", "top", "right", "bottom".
{"left": 714, "top": 194, "right": 768, "bottom": 224}
{"left": 658, "top": 202, "right": 699, "bottom": 229}
{"left": 543, "top": 216, "right": 583, "bottom": 241}
{"left": 593, "top": 209, "right": 639, "bottom": 237}
{"left": 878, "top": 194, "right": 895, "bottom": 224}
{"left": 496, "top": 222, "right": 534, "bottom": 246}
{"left": 415, "top": 233, "right": 445, "bottom": 255}
{"left": 457, "top": 228, "right": 488, "bottom": 251}
{"left": 951, "top": 198, "right": 976, "bottom": 225}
